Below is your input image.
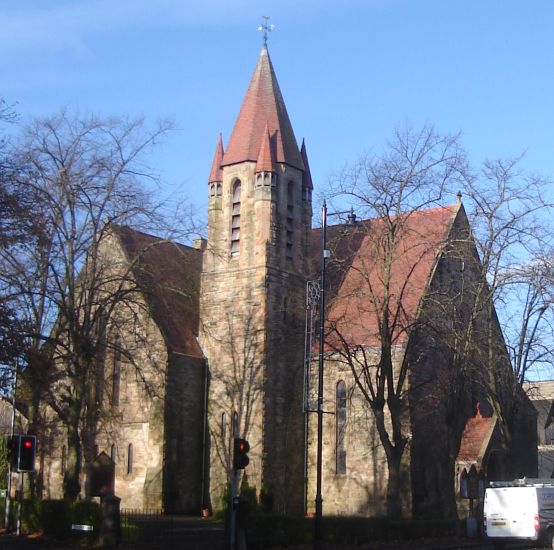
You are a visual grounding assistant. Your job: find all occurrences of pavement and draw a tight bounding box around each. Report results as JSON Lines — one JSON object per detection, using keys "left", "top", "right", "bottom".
{"left": 0, "top": 530, "right": 536, "bottom": 550}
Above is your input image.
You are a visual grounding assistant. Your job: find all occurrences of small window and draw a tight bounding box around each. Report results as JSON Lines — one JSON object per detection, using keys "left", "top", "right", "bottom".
{"left": 286, "top": 182, "right": 294, "bottom": 259}
{"left": 127, "top": 443, "right": 133, "bottom": 474}
{"left": 110, "top": 444, "right": 116, "bottom": 464}
{"left": 336, "top": 380, "right": 347, "bottom": 474}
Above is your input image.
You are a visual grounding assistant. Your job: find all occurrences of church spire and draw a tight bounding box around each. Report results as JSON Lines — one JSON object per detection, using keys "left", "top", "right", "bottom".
{"left": 222, "top": 47, "right": 304, "bottom": 171}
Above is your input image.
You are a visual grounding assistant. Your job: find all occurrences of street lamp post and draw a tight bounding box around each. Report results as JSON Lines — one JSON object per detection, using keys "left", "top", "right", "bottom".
{"left": 314, "top": 201, "right": 328, "bottom": 550}
{"left": 314, "top": 202, "right": 356, "bottom": 550}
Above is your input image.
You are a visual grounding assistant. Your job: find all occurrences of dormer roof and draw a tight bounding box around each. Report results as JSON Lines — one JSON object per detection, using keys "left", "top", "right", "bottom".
{"left": 222, "top": 46, "right": 304, "bottom": 171}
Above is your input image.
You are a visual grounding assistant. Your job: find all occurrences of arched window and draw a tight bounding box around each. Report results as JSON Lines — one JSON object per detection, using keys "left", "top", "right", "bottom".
{"left": 336, "top": 380, "right": 347, "bottom": 474}
{"left": 112, "top": 337, "right": 121, "bottom": 407}
{"left": 127, "top": 443, "right": 133, "bottom": 475}
{"left": 231, "top": 181, "right": 241, "bottom": 256}
{"left": 110, "top": 444, "right": 116, "bottom": 464}
{"left": 286, "top": 182, "right": 294, "bottom": 259}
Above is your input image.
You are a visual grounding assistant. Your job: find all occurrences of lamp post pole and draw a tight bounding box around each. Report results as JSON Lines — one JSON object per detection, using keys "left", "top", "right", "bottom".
{"left": 314, "top": 201, "right": 328, "bottom": 550}
{"left": 313, "top": 203, "right": 355, "bottom": 550}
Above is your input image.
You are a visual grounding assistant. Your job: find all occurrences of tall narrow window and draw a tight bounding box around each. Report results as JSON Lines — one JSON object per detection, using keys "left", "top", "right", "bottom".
{"left": 286, "top": 182, "right": 294, "bottom": 259}
{"left": 231, "top": 181, "right": 241, "bottom": 256}
{"left": 112, "top": 338, "right": 121, "bottom": 407}
{"left": 127, "top": 443, "right": 133, "bottom": 474}
{"left": 336, "top": 380, "right": 347, "bottom": 474}
{"left": 110, "top": 444, "right": 116, "bottom": 464}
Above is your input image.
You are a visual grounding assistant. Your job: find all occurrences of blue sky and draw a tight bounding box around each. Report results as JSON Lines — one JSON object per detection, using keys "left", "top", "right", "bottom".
{"left": 2, "top": 0, "right": 553, "bottom": 217}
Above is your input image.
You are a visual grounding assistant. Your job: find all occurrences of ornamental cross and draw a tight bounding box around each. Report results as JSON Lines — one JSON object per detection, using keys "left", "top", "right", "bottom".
{"left": 258, "top": 16, "right": 274, "bottom": 46}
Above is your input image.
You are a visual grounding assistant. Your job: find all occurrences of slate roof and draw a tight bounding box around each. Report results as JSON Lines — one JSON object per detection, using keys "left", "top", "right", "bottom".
{"left": 113, "top": 225, "right": 203, "bottom": 358}
{"left": 457, "top": 405, "right": 497, "bottom": 464}
{"left": 221, "top": 46, "right": 304, "bottom": 171}
{"left": 311, "top": 204, "right": 461, "bottom": 348}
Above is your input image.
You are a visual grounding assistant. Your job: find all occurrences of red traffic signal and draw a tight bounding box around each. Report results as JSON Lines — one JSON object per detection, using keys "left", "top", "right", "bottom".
{"left": 17, "top": 435, "right": 36, "bottom": 472}
{"left": 233, "top": 437, "right": 250, "bottom": 470}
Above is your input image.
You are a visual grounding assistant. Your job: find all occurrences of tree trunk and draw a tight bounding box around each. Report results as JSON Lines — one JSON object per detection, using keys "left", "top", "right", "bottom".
{"left": 386, "top": 450, "right": 403, "bottom": 518}
{"left": 63, "top": 414, "right": 82, "bottom": 500}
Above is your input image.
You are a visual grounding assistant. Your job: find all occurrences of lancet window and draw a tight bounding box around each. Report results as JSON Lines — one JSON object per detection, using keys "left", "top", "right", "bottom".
{"left": 231, "top": 180, "right": 241, "bottom": 256}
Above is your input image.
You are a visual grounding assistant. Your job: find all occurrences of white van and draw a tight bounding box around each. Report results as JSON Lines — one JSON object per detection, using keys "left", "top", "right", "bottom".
{"left": 484, "top": 479, "right": 554, "bottom": 548}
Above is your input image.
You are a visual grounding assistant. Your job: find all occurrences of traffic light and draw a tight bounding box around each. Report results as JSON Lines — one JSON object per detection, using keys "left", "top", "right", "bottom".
{"left": 233, "top": 438, "right": 250, "bottom": 470}
{"left": 17, "top": 435, "right": 36, "bottom": 472}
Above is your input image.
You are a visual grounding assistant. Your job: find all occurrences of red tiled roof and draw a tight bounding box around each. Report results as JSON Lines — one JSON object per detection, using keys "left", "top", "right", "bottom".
{"left": 208, "top": 133, "right": 224, "bottom": 184}
{"left": 113, "top": 225, "right": 203, "bottom": 358}
{"left": 457, "top": 405, "right": 497, "bottom": 463}
{"left": 312, "top": 204, "right": 460, "bottom": 348}
{"left": 222, "top": 46, "right": 304, "bottom": 171}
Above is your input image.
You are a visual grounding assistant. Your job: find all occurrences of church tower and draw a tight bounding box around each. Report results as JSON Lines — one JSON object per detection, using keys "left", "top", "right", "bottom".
{"left": 199, "top": 45, "right": 313, "bottom": 514}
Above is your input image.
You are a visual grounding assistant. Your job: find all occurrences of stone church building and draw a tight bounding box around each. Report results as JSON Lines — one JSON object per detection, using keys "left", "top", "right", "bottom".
{"left": 38, "top": 46, "right": 537, "bottom": 518}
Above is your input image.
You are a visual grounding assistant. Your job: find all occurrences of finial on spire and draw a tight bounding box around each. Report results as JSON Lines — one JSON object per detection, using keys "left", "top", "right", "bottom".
{"left": 258, "top": 16, "right": 274, "bottom": 46}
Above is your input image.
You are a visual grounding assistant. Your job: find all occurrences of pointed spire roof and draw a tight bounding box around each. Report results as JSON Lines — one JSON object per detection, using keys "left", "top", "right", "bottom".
{"left": 222, "top": 46, "right": 304, "bottom": 171}
{"left": 300, "top": 139, "right": 313, "bottom": 190}
{"left": 256, "top": 123, "right": 276, "bottom": 173}
{"left": 208, "top": 133, "right": 224, "bottom": 184}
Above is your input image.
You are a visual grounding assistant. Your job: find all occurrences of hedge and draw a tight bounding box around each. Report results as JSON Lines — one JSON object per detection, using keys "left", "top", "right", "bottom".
{"left": 0, "top": 497, "right": 101, "bottom": 542}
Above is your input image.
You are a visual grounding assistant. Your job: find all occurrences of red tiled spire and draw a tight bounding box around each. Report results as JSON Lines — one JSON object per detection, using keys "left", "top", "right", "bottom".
{"left": 300, "top": 139, "right": 313, "bottom": 190}
{"left": 222, "top": 46, "right": 304, "bottom": 171}
{"left": 255, "top": 123, "right": 276, "bottom": 173}
{"left": 208, "top": 133, "right": 224, "bottom": 184}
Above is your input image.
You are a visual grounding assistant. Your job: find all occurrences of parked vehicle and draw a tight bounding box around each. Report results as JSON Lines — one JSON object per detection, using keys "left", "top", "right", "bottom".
{"left": 484, "top": 478, "right": 554, "bottom": 549}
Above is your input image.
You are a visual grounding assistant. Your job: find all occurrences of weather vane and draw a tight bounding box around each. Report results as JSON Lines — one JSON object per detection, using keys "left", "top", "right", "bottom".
{"left": 258, "top": 16, "right": 274, "bottom": 46}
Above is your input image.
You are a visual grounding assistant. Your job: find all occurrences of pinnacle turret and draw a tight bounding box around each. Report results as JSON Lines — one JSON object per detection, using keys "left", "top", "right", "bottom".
{"left": 208, "top": 133, "right": 224, "bottom": 184}
{"left": 255, "top": 123, "right": 276, "bottom": 173}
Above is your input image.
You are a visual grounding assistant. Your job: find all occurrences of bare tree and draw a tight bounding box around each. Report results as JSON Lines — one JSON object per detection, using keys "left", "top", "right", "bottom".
{"left": 0, "top": 109, "right": 174, "bottom": 499}
{"left": 324, "top": 127, "right": 551, "bottom": 517}
{"left": 204, "top": 306, "right": 265, "bottom": 505}
{"left": 460, "top": 156, "right": 553, "bottom": 455}
{"left": 324, "top": 125, "right": 467, "bottom": 518}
